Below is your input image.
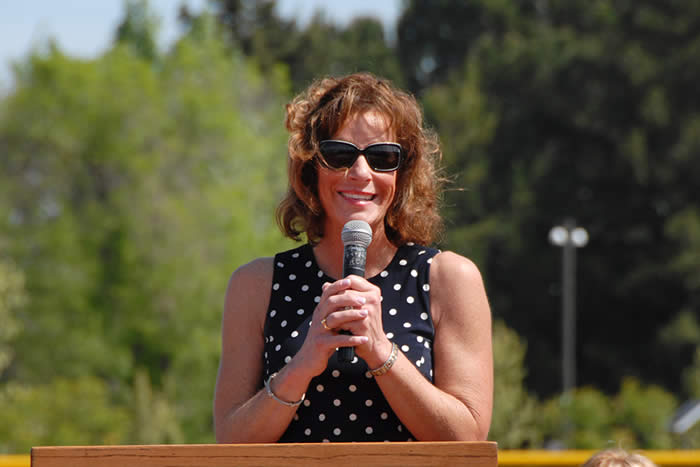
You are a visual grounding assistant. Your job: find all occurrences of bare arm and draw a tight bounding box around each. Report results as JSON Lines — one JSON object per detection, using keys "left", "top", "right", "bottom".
{"left": 369, "top": 251, "right": 493, "bottom": 440}
{"left": 213, "top": 258, "right": 303, "bottom": 443}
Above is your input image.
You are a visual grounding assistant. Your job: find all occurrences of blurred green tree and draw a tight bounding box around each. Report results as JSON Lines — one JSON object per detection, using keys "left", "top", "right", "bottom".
{"left": 613, "top": 378, "right": 677, "bottom": 448}
{"left": 0, "top": 5, "right": 293, "bottom": 447}
{"left": 538, "top": 379, "right": 677, "bottom": 449}
{"left": 679, "top": 347, "right": 700, "bottom": 447}
{"left": 540, "top": 387, "right": 614, "bottom": 449}
{"left": 0, "top": 377, "right": 131, "bottom": 453}
{"left": 397, "top": 0, "right": 524, "bottom": 94}
{"left": 115, "top": 0, "right": 161, "bottom": 61}
{"left": 419, "top": 0, "right": 700, "bottom": 401}
{"left": 194, "top": 0, "right": 403, "bottom": 92}
{"left": 0, "top": 260, "right": 24, "bottom": 378}
{"left": 489, "top": 320, "right": 542, "bottom": 448}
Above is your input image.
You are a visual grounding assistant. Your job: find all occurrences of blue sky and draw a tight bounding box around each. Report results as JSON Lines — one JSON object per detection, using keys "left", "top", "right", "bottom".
{"left": 0, "top": 0, "right": 401, "bottom": 91}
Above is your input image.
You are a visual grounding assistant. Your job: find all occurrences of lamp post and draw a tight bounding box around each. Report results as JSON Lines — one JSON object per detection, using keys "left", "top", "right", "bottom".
{"left": 549, "top": 218, "right": 588, "bottom": 394}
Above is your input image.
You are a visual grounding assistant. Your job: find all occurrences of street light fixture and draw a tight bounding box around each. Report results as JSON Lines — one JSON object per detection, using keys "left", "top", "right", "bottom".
{"left": 549, "top": 218, "right": 588, "bottom": 394}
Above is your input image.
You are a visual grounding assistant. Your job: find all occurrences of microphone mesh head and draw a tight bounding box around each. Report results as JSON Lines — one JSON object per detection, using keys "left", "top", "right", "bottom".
{"left": 341, "top": 220, "right": 373, "bottom": 248}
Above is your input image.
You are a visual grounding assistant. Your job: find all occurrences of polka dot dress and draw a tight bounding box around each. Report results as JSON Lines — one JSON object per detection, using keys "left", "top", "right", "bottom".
{"left": 263, "top": 243, "right": 439, "bottom": 442}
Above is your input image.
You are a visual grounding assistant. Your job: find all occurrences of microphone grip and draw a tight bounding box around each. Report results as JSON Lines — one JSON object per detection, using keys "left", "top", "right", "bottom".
{"left": 337, "top": 337, "right": 354, "bottom": 363}
{"left": 339, "top": 244, "right": 367, "bottom": 363}
{"left": 343, "top": 245, "right": 366, "bottom": 278}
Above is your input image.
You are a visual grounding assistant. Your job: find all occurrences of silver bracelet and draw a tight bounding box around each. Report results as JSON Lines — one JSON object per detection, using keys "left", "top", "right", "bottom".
{"left": 369, "top": 342, "right": 399, "bottom": 377}
{"left": 264, "top": 372, "right": 305, "bottom": 407}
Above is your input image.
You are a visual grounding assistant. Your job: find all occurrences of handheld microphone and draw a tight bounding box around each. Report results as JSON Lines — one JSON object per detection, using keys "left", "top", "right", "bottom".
{"left": 338, "top": 220, "right": 373, "bottom": 363}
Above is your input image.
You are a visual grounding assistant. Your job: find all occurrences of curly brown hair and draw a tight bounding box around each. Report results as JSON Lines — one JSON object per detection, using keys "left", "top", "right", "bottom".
{"left": 276, "top": 72, "right": 444, "bottom": 246}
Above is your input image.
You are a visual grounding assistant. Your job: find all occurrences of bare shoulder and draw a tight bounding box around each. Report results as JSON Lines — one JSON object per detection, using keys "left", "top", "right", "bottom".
{"left": 224, "top": 257, "right": 274, "bottom": 329}
{"left": 430, "top": 250, "right": 483, "bottom": 285}
{"left": 228, "top": 256, "right": 274, "bottom": 290}
{"left": 429, "top": 251, "right": 489, "bottom": 328}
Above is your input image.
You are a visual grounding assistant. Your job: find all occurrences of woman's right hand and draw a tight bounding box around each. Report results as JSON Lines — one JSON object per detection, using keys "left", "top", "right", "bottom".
{"left": 288, "top": 278, "right": 370, "bottom": 378}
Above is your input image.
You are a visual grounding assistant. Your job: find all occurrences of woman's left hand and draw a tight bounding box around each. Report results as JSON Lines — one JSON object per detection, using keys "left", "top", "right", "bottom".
{"left": 322, "top": 275, "right": 394, "bottom": 369}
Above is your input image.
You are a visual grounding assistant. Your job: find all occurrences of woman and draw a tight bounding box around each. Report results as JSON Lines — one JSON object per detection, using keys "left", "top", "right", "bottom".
{"left": 214, "top": 73, "right": 492, "bottom": 443}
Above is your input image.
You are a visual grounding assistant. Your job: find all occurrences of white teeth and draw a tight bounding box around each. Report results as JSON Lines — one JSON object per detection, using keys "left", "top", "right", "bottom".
{"left": 342, "top": 193, "right": 373, "bottom": 200}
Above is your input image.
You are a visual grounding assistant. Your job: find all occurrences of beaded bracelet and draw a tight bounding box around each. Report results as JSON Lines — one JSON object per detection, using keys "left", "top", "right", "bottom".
{"left": 369, "top": 342, "right": 399, "bottom": 377}
{"left": 264, "top": 372, "right": 305, "bottom": 407}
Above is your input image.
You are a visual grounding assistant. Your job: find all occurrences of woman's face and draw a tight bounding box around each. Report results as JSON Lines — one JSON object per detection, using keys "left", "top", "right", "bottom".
{"left": 317, "top": 111, "right": 398, "bottom": 238}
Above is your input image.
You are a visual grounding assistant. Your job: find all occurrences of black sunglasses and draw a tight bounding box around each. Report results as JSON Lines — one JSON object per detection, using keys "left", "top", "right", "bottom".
{"left": 318, "top": 140, "right": 402, "bottom": 172}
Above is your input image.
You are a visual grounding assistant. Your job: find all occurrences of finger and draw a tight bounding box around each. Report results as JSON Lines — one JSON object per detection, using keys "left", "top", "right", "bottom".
{"left": 328, "top": 334, "right": 369, "bottom": 348}
{"left": 342, "top": 277, "right": 383, "bottom": 304}
{"left": 320, "top": 317, "right": 333, "bottom": 331}
{"left": 312, "top": 280, "right": 352, "bottom": 321}
{"left": 325, "top": 292, "right": 367, "bottom": 312}
{"left": 323, "top": 309, "right": 368, "bottom": 329}
{"left": 344, "top": 275, "right": 379, "bottom": 292}
{"left": 319, "top": 278, "right": 352, "bottom": 302}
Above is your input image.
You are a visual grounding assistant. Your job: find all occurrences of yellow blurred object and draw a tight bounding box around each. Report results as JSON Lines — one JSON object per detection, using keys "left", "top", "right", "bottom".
{"left": 499, "top": 450, "right": 596, "bottom": 465}
{"left": 498, "top": 450, "right": 700, "bottom": 466}
{"left": 0, "top": 456, "right": 29, "bottom": 467}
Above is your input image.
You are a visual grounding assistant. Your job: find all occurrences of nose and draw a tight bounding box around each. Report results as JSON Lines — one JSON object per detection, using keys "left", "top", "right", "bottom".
{"left": 347, "top": 154, "right": 372, "bottom": 179}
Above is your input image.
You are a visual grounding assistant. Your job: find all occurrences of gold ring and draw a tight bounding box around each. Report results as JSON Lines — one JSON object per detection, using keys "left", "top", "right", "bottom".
{"left": 321, "top": 318, "right": 331, "bottom": 331}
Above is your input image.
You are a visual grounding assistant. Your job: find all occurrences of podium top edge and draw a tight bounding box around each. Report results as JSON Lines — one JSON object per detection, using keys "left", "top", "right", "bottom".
{"left": 32, "top": 441, "right": 498, "bottom": 450}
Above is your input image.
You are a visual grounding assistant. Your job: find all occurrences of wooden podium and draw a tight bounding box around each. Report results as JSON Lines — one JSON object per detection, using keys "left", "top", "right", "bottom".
{"left": 31, "top": 442, "right": 497, "bottom": 466}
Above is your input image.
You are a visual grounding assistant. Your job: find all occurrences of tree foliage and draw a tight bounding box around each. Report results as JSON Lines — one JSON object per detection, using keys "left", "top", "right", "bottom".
{"left": 197, "top": 0, "right": 403, "bottom": 92}
{"left": 418, "top": 0, "right": 700, "bottom": 400}
{"left": 490, "top": 320, "right": 541, "bottom": 448}
{"left": 0, "top": 261, "right": 24, "bottom": 378}
{"left": 0, "top": 5, "right": 292, "bottom": 450}
{"left": 538, "top": 379, "right": 677, "bottom": 449}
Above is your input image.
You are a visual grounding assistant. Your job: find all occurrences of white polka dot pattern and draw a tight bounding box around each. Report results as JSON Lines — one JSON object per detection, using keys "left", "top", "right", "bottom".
{"left": 263, "top": 243, "right": 438, "bottom": 442}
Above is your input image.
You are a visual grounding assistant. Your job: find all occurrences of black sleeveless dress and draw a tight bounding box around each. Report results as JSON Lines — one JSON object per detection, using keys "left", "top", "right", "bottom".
{"left": 262, "top": 242, "right": 439, "bottom": 442}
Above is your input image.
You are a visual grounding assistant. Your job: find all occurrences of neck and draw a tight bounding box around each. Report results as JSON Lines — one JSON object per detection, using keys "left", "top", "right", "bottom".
{"left": 313, "top": 223, "right": 397, "bottom": 280}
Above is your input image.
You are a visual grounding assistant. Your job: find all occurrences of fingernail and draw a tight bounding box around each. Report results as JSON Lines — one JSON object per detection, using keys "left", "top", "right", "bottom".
{"left": 359, "top": 309, "right": 368, "bottom": 317}
{"left": 357, "top": 296, "right": 366, "bottom": 304}
{"left": 360, "top": 336, "right": 369, "bottom": 343}
{"left": 341, "top": 278, "right": 351, "bottom": 286}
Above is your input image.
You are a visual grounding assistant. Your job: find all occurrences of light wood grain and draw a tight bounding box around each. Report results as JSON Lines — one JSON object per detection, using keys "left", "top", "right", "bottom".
{"left": 31, "top": 442, "right": 497, "bottom": 467}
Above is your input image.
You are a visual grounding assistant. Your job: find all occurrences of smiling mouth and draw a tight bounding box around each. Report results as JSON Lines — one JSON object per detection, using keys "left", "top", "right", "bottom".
{"left": 340, "top": 192, "right": 375, "bottom": 201}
